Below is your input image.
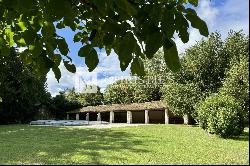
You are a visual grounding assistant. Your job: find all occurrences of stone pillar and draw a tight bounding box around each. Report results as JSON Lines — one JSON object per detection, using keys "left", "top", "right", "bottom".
{"left": 127, "top": 111, "right": 132, "bottom": 124}
{"left": 183, "top": 114, "right": 189, "bottom": 125}
{"left": 110, "top": 111, "right": 114, "bottom": 123}
{"left": 97, "top": 112, "right": 101, "bottom": 122}
{"left": 86, "top": 113, "right": 89, "bottom": 121}
{"left": 76, "top": 113, "right": 79, "bottom": 120}
{"left": 165, "top": 109, "right": 169, "bottom": 124}
{"left": 66, "top": 114, "right": 69, "bottom": 120}
{"left": 145, "top": 110, "right": 149, "bottom": 124}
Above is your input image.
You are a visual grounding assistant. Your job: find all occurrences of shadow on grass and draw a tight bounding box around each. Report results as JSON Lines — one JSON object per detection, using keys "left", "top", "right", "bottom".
{"left": 230, "top": 130, "right": 249, "bottom": 142}
{"left": 0, "top": 125, "right": 152, "bottom": 164}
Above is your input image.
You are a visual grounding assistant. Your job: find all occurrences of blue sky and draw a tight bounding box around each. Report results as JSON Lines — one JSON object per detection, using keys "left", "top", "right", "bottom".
{"left": 46, "top": 0, "right": 249, "bottom": 96}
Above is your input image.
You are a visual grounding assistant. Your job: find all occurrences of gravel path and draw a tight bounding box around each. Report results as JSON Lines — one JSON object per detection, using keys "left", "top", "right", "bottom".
{"left": 69, "top": 123, "right": 151, "bottom": 129}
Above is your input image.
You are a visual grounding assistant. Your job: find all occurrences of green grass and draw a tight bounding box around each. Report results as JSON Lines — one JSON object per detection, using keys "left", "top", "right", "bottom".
{"left": 0, "top": 124, "right": 248, "bottom": 165}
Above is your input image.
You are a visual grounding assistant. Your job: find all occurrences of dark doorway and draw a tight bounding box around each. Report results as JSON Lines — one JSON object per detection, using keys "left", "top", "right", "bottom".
{"left": 149, "top": 110, "right": 164, "bottom": 124}
{"left": 114, "top": 112, "right": 127, "bottom": 123}
{"left": 89, "top": 112, "right": 98, "bottom": 121}
{"left": 79, "top": 113, "right": 86, "bottom": 120}
{"left": 69, "top": 114, "right": 75, "bottom": 120}
{"left": 101, "top": 112, "right": 110, "bottom": 122}
{"left": 132, "top": 111, "right": 145, "bottom": 123}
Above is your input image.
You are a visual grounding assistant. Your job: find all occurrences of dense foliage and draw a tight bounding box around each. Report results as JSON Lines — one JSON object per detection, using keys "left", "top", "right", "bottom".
{"left": 49, "top": 86, "right": 104, "bottom": 119}
{"left": 161, "top": 33, "right": 226, "bottom": 120}
{"left": 104, "top": 79, "right": 136, "bottom": 104}
{"left": 0, "top": 0, "right": 208, "bottom": 81}
{"left": 49, "top": 91, "right": 82, "bottom": 120}
{"left": 78, "top": 85, "right": 104, "bottom": 106}
{"left": 161, "top": 32, "right": 249, "bottom": 125}
{"left": 161, "top": 82, "right": 202, "bottom": 118}
{"left": 172, "top": 32, "right": 228, "bottom": 93}
{"left": 197, "top": 94, "right": 244, "bottom": 138}
{"left": 219, "top": 55, "right": 249, "bottom": 123}
{"left": 0, "top": 49, "right": 50, "bottom": 124}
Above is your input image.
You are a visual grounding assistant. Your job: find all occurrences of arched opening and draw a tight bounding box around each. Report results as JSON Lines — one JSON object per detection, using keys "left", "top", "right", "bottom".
{"left": 149, "top": 110, "right": 164, "bottom": 124}
{"left": 132, "top": 111, "right": 145, "bottom": 123}
{"left": 114, "top": 111, "right": 127, "bottom": 123}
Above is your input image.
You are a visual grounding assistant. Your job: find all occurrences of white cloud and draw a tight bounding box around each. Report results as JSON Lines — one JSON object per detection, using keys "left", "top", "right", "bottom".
{"left": 46, "top": 50, "right": 130, "bottom": 96}
{"left": 175, "top": 0, "right": 249, "bottom": 53}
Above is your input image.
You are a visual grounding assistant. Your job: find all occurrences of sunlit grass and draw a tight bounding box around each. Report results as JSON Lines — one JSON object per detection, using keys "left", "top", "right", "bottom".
{"left": 0, "top": 124, "right": 248, "bottom": 165}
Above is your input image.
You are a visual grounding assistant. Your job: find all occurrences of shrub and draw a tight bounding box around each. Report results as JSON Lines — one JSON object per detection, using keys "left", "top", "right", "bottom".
{"left": 220, "top": 55, "right": 249, "bottom": 123}
{"left": 197, "top": 94, "right": 244, "bottom": 138}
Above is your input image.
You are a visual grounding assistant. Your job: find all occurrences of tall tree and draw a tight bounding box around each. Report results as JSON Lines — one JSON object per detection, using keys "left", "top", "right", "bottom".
{"left": 0, "top": 0, "right": 208, "bottom": 80}
{"left": 0, "top": 49, "right": 50, "bottom": 124}
{"left": 220, "top": 55, "right": 249, "bottom": 123}
{"left": 78, "top": 85, "right": 104, "bottom": 106}
{"left": 161, "top": 31, "right": 249, "bottom": 122}
{"left": 104, "top": 79, "right": 136, "bottom": 104}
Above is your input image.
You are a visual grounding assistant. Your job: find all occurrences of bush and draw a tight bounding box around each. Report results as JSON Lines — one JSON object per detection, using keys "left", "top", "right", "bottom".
{"left": 197, "top": 94, "right": 244, "bottom": 138}
{"left": 220, "top": 55, "right": 249, "bottom": 123}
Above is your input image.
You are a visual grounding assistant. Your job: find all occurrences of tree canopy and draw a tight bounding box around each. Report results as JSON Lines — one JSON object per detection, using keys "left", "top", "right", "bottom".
{"left": 0, "top": 0, "right": 208, "bottom": 81}
{"left": 0, "top": 49, "right": 50, "bottom": 124}
{"left": 161, "top": 31, "right": 249, "bottom": 124}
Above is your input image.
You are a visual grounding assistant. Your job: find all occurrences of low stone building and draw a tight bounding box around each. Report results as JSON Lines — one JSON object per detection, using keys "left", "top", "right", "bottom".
{"left": 67, "top": 101, "right": 191, "bottom": 124}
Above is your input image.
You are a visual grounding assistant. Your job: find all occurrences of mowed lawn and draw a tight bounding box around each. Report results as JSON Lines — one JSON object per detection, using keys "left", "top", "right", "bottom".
{"left": 0, "top": 125, "right": 248, "bottom": 165}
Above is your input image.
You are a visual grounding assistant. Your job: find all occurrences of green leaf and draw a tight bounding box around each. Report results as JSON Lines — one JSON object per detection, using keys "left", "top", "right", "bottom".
{"left": 79, "top": 44, "right": 99, "bottom": 71}
{"left": 89, "top": 29, "right": 97, "bottom": 41}
{"left": 64, "top": 60, "right": 76, "bottom": 73}
{"left": 114, "top": 0, "right": 137, "bottom": 16}
{"left": 56, "top": 21, "right": 65, "bottom": 29}
{"left": 103, "top": 33, "right": 114, "bottom": 46}
{"left": 22, "top": 29, "right": 36, "bottom": 45}
{"left": 175, "top": 11, "right": 189, "bottom": 43}
{"left": 52, "top": 66, "right": 61, "bottom": 82}
{"left": 35, "top": 51, "right": 55, "bottom": 76}
{"left": 131, "top": 57, "right": 145, "bottom": 76}
{"left": 50, "top": 54, "right": 61, "bottom": 67}
{"left": 28, "top": 43, "right": 42, "bottom": 56}
{"left": 41, "top": 21, "right": 55, "bottom": 38}
{"left": 17, "top": 37, "right": 26, "bottom": 46}
{"left": 162, "top": 9, "right": 175, "bottom": 38}
{"left": 17, "top": 21, "right": 27, "bottom": 32}
{"left": 4, "top": 28, "right": 14, "bottom": 47}
{"left": 73, "top": 32, "right": 82, "bottom": 43}
{"left": 78, "top": 45, "right": 92, "bottom": 57}
{"left": 46, "top": 0, "right": 73, "bottom": 19}
{"left": 105, "top": 46, "right": 112, "bottom": 56}
{"left": 0, "top": 37, "right": 10, "bottom": 56}
{"left": 188, "top": 0, "right": 198, "bottom": 7}
{"left": 102, "top": 20, "right": 130, "bottom": 36}
{"left": 115, "top": 32, "right": 136, "bottom": 71}
{"left": 145, "top": 30, "right": 163, "bottom": 58}
{"left": 185, "top": 9, "right": 209, "bottom": 37}
{"left": 57, "top": 38, "right": 68, "bottom": 55}
{"left": 85, "top": 48, "right": 99, "bottom": 72}
{"left": 163, "top": 38, "right": 181, "bottom": 72}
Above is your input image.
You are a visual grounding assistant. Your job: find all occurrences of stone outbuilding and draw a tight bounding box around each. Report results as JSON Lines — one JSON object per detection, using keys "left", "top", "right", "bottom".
{"left": 67, "top": 101, "right": 192, "bottom": 125}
